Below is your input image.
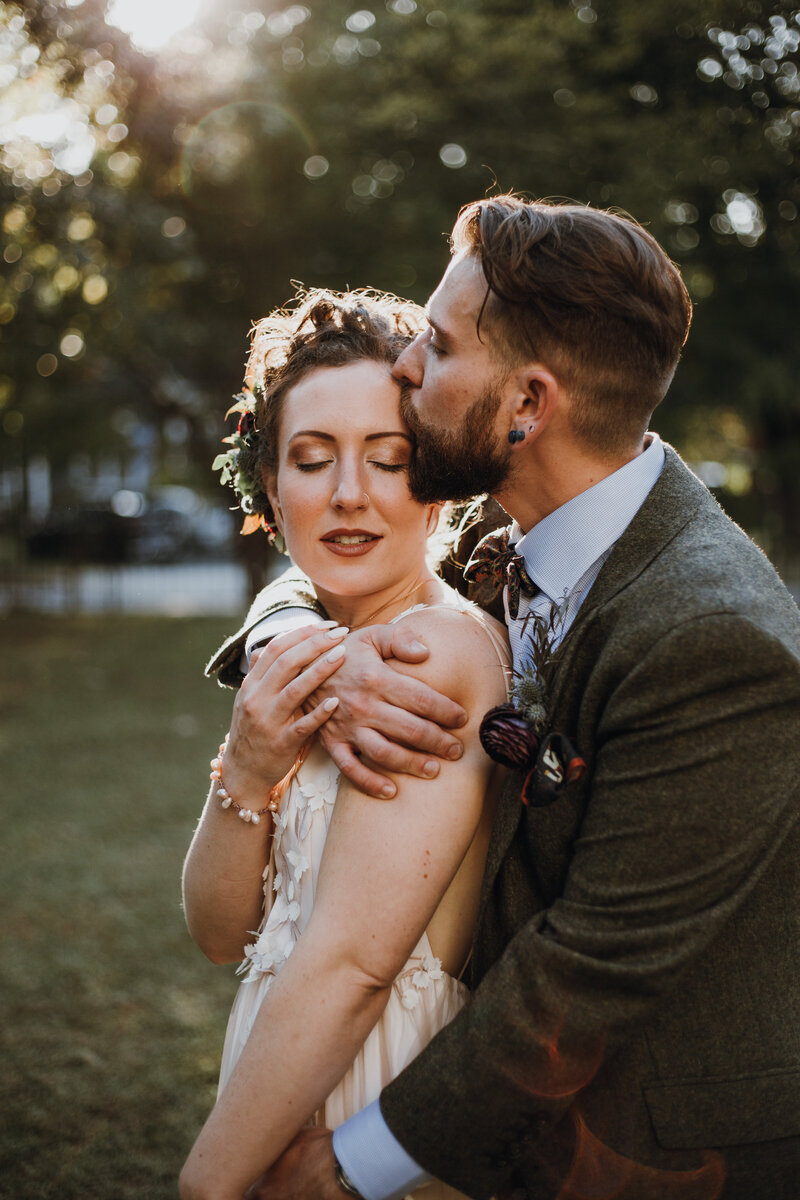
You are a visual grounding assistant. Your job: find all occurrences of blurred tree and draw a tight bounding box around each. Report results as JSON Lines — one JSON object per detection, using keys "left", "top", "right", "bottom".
{"left": 1, "top": 0, "right": 798, "bottom": 567}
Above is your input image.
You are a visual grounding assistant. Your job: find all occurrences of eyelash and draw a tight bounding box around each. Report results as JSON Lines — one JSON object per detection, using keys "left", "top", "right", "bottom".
{"left": 295, "top": 461, "right": 407, "bottom": 473}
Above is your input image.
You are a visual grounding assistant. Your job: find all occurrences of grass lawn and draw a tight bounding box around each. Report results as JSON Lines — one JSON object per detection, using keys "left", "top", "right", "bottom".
{"left": 0, "top": 615, "right": 244, "bottom": 1199}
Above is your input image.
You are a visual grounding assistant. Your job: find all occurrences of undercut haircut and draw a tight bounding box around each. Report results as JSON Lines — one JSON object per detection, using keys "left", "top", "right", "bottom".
{"left": 451, "top": 195, "right": 692, "bottom": 454}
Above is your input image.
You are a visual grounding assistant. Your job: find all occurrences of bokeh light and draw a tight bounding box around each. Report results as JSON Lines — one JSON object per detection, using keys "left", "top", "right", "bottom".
{"left": 106, "top": 0, "right": 203, "bottom": 52}
{"left": 439, "top": 143, "right": 467, "bottom": 169}
{"left": 180, "top": 102, "right": 315, "bottom": 208}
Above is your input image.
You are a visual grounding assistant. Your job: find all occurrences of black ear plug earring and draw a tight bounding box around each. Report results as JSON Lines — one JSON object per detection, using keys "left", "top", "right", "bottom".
{"left": 507, "top": 429, "right": 525, "bottom": 444}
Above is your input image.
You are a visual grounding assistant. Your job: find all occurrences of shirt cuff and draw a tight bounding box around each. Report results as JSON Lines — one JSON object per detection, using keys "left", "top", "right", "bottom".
{"left": 241, "top": 609, "right": 326, "bottom": 672}
{"left": 332, "top": 1099, "right": 432, "bottom": 1200}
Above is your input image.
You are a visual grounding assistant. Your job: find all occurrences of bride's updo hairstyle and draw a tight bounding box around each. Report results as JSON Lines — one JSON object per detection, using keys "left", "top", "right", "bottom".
{"left": 250, "top": 287, "right": 424, "bottom": 485}
{"left": 219, "top": 287, "right": 458, "bottom": 561}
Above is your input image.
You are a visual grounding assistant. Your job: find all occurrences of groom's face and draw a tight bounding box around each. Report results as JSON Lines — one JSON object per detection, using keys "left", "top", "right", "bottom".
{"left": 393, "top": 254, "right": 514, "bottom": 504}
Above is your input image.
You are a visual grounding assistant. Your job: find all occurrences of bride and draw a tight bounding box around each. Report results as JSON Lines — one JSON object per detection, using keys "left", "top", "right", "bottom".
{"left": 179, "top": 289, "right": 509, "bottom": 1200}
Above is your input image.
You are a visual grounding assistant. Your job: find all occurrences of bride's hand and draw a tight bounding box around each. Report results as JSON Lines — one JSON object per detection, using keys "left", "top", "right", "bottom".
{"left": 222, "top": 624, "right": 349, "bottom": 805}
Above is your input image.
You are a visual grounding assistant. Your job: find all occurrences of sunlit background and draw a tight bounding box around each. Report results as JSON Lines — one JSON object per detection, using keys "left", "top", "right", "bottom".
{"left": 1, "top": 0, "right": 799, "bottom": 604}
{"left": 1, "top": 6, "right": 799, "bottom": 1197}
{"left": 106, "top": 0, "right": 205, "bottom": 51}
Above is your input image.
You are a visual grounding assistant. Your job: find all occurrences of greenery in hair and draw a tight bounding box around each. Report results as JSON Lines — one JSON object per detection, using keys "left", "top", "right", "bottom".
{"left": 212, "top": 386, "right": 276, "bottom": 538}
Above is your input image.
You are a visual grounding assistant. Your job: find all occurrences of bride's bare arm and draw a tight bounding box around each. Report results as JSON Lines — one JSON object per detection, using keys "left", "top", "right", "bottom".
{"left": 182, "top": 624, "right": 348, "bottom": 964}
{"left": 178, "top": 610, "right": 508, "bottom": 1200}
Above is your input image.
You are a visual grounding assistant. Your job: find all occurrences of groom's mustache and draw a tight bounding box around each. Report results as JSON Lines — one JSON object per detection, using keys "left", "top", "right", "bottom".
{"left": 399, "top": 385, "right": 424, "bottom": 439}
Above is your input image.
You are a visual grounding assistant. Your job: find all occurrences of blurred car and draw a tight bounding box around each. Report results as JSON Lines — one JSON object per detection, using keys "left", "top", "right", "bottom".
{"left": 25, "top": 487, "right": 236, "bottom": 564}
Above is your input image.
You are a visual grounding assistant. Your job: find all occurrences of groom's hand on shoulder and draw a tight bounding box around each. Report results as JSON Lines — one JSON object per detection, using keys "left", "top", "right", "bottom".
{"left": 244, "top": 1128, "right": 342, "bottom": 1200}
{"left": 312, "top": 623, "right": 467, "bottom": 799}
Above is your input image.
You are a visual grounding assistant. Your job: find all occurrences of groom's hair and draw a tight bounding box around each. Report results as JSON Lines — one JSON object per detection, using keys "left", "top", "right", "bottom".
{"left": 451, "top": 196, "right": 692, "bottom": 454}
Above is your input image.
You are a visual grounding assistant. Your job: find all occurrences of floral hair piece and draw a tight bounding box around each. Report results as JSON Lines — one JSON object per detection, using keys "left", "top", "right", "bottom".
{"left": 213, "top": 387, "right": 285, "bottom": 545}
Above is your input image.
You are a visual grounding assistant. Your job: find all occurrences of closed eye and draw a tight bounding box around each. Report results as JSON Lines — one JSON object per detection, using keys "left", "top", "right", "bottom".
{"left": 295, "top": 461, "right": 333, "bottom": 472}
{"left": 370, "top": 461, "right": 408, "bottom": 472}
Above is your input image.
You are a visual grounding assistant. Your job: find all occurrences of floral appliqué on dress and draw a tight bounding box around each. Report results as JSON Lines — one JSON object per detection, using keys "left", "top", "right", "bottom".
{"left": 397, "top": 952, "right": 445, "bottom": 1010}
{"left": 239, "top": 761, "right": 338, "bottom": 982}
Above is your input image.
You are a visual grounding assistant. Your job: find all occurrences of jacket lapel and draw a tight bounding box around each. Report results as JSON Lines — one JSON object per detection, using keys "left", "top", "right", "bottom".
{"left": 475, "top": 447, "right": 712, "bottom": 929}
{"left": 545, "top": 446, "right": 708, "bottom": 711}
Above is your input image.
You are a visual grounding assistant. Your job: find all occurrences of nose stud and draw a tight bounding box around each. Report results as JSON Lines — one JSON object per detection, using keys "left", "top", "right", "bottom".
{"left": 361, "top": 492, "right": 369, "bottom": 506}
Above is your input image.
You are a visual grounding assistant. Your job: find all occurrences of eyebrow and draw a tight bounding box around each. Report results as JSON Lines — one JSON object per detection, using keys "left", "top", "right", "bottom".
{"left": 426, "top": 312, "right": 455, "bottom": 348}
{"left": 288, "top": 430, "right": 413, "bottom": 444}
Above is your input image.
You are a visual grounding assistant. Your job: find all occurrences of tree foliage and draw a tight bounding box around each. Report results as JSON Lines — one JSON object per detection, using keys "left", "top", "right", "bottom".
{"left": 1, "top": 0, "right": 798, "bottom": 560}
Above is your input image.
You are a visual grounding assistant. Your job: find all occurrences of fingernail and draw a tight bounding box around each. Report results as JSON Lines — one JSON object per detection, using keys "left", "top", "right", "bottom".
{"left": 423, "top": 761, "right": 439, "bottom": 778}
{"left": 319, "top": 620, "right": 339, "bottom": 628}
{"left": 447, "top": 743, "right": 463, "bottom": 760}
{"left": 326, "top": 643, "right": 346, "bottom": 662}
{"left": 326, "top": 626, "right": 349, "bottom": 639}
{"left": 410, "top": 639, "right": 426, "bottom": 653}
{"left": 323, "top": 697, "right": 339, "bottom": 712}
{"left": 380, "top": 784, "right": 396, "bottom": 799}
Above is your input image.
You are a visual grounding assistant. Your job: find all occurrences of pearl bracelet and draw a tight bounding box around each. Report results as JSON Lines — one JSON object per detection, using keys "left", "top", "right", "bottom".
{"left": 209, "top": 736, "right": 278, "bottom": 825}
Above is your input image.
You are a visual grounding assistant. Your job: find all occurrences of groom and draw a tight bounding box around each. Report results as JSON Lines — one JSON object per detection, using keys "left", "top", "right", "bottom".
{"left": 210, "top": 197, "right": 800, "bottom": 1199}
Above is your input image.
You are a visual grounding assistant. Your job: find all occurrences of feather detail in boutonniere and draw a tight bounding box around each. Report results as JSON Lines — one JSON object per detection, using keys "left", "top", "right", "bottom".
{"left": 479, "top": 596, "right": 586, "bottom": 806}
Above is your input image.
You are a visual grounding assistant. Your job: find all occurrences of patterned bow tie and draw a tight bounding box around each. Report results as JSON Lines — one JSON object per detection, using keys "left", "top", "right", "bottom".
{"left": 464, "top": 525, "right": 538, "bottom": 620}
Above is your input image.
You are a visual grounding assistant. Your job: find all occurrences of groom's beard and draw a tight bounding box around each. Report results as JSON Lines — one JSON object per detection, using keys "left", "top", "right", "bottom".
{"left": 401, "top": 382, "right": 513, "bottom": 504}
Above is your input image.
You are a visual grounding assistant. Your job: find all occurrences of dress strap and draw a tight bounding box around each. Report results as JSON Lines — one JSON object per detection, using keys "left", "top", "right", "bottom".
{"left": 454, "top": 603, "right": 512, "bottom": 685}
{"left": 392, "top": 595, "right": 512, "bottom": 686}
{"left": 456, "top": 947, "right": 473, "bottom": 982}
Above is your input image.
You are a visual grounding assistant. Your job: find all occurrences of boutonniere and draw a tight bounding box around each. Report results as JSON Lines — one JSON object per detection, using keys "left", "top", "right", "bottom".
{"left": 479, "top": 598, "right": 586, "bottom": 806}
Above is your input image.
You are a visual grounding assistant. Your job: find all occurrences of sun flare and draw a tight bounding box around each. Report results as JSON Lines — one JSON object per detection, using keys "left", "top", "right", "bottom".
{"left": 106, "top": 0, "right": 203, "bottom": 52}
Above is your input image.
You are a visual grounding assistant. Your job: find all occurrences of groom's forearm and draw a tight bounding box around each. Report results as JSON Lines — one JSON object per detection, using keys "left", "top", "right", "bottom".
{"left": 206, "top": 566, "right": 326, "bottom": 687}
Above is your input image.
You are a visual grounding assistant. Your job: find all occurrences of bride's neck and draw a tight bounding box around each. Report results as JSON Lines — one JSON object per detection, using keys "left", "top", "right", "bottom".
{"left": 315, "top": 570, "right": 447, "bottom": 630}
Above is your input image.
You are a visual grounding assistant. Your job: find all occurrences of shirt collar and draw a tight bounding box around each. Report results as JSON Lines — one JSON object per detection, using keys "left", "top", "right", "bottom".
{"left": 511, "top": 433, "right": 665, "bottom": 602}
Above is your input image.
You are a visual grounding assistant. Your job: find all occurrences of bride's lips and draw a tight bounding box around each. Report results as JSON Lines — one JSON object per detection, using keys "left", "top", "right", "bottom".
{"left": 320, "top": 528, "right": 383, "bottom": 557}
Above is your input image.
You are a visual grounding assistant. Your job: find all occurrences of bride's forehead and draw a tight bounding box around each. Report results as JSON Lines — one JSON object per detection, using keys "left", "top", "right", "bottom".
{"left": 283, "top": 361, "right": 403, "bottom": 430}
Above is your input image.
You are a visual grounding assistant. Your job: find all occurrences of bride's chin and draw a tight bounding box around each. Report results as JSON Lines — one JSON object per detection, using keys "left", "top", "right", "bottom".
{"left": 290, "top": 556, "right": 381, "bottom": 601}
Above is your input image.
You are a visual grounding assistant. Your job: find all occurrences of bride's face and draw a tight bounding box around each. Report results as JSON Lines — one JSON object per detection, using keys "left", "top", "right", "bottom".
{"left": 265, "top": 359, "right": 440, "bottom": 604}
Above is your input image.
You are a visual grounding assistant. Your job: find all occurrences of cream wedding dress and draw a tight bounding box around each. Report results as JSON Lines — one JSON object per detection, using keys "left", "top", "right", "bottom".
{"left": 218, "top": 593, "right": 510, "bottom": 1199}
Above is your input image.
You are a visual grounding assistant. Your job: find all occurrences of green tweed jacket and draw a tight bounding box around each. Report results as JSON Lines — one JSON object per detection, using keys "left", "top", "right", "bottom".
{"left": 207, "top": 448, "right": 800, "bottom": 1199}
{"left": 205, "top": 570, "right": 326, "bottom": 687}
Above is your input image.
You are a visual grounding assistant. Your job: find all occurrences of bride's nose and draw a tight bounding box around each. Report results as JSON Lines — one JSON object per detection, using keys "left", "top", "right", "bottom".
{"left": 331, "top": 467, "right": 369, "bottom": 511}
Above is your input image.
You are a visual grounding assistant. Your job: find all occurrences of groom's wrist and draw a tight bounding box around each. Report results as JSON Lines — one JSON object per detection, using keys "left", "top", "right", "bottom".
{"left": 333, "top": 1152, "right": 365, "bottom": 1199}
{"left": 332, "top": 1100, "right": 432, "bottom": 1200}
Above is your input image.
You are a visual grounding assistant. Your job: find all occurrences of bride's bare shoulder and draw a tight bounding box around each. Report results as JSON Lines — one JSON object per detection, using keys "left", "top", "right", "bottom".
{"left": 390, "top": 602, "right": 509, "bottom": 711}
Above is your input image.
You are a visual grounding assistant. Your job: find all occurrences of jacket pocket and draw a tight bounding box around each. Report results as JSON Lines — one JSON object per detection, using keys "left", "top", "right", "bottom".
{"left": 643, "top": 1066, "right": 800, "bottom": 1149}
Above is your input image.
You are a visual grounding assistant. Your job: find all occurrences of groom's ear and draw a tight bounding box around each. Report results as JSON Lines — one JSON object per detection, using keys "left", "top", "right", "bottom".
{"left": 509, "top": 364, "right": 561, "bottom": 432}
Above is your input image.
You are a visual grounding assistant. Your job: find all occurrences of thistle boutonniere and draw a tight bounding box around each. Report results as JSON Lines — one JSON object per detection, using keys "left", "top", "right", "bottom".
{"left": 479, "top": 597, "right": 586, "bottom": 807}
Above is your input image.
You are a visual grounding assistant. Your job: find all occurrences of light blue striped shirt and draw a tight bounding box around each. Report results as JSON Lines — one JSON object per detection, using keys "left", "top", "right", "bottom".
{"left": 508, "top": 432, "right": 665, "bottom": 667}
{"left": 333, "top": 432, "right": 666, "bottom": 1199}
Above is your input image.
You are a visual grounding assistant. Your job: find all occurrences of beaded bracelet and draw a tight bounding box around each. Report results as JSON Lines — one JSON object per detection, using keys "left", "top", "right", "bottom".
{"left": 209, "top": 735, "right": 278, "bottom": 825}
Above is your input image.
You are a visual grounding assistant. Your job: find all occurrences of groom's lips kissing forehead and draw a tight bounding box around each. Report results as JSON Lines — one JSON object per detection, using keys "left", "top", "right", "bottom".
{"left": 320, "top": 528, "right": 382, "bottom": 556}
